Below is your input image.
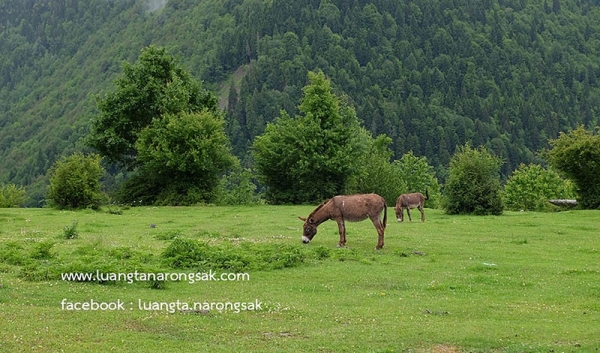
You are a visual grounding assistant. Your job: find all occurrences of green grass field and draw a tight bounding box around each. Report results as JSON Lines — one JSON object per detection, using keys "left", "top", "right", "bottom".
{"left": 1, "top": 206, "right": 599, "bottom": 352}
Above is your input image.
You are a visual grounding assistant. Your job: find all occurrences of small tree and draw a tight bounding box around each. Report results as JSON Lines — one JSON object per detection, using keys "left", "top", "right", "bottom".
{"left": 443, "top": 145, "right": 503, "bottom": 215}
{"left": 253, "top": 71, "right": 369, "bottom": 204}
{"left": 87, "top": 45, "right": 235, "bottom": 205}
{"left": 547, "top": 126, "right": 600, "bottom": 209}
{"left": 47, "top": 153, "right": 105, "bottom": 209}
{"left": 0, "top": 184, "right": 28, "bottom": 208}
{"left": 503, "top": 164, "right": 576, "bottom": 211}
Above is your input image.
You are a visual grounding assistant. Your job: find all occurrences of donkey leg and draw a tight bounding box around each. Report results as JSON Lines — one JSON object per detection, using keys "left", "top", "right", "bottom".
{"left": 419, "top": 205, "right": 425, "bottom": 222}
{"left": 336, "top": 220, "right": 346, "bottom": 247}
{"left": 371, "top": 218, "right": 385, "bottom": 250}
{"left": 406, "top": 208, "right": 412, "bottom": 222}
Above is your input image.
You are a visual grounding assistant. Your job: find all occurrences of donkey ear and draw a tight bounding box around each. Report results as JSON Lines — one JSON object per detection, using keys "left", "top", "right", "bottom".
{"left": 298, "top": 216, "right": 307, "bottom": 222}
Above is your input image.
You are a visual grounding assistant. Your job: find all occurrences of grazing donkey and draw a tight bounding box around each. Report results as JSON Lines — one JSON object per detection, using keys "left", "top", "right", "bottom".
{"left": 298, "top": 193, "right": 387, "bottom": 250}
{"left": 395, "top": 189, "right": 429, "bottom": 222}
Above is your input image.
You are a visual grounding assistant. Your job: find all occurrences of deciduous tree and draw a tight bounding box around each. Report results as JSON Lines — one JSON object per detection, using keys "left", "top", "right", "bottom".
{"left": 253, "top": 71, "right": 368, "bottom": 203}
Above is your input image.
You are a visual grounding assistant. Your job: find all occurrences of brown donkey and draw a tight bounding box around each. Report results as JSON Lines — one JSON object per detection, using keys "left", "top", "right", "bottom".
{"left": 394, "top": 189, "right": 429, "bottom": 222}
{"left": 298, "top": 193, "right": 387, "bottom": 250}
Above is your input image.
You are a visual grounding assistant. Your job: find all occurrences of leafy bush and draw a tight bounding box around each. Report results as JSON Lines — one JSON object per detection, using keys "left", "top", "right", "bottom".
{"left": 443, "top": 145, "right": 504, "bottom": 215}
{"left": 503, "top": 164, "right": 576, "bottom": 211}
{"left": 547, "top": 126, "right": 600, "bottom": 209}
{"left": 0, "top": 184, "right": 27, "bottom": 208}
{"left": 46, "top": 153, "right": 105, "bottom": 210}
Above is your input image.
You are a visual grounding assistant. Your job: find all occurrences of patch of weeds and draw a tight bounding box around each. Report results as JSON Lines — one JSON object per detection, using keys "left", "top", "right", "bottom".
{"left": 61, "top": 221, "right": 79, "bottom": 239}
{"left": 105, "top": 204, "right": 124, "bottom": 215}
{"left": 20, "top": 262, "right": 53, "bottom": 281}
{"left": 155, "top": 229, "right": 184, "bottom": 240}
{"left": 72, "top": 240, "right": 104, "bottom": 257}
{"left": 0, "top": 242, "right": 27, "bottom": 265}
{"left": 29, "top": 241, "right": 55, "bottom": 260}
{"left": 312, "top": 245, "right": 332, "bottom": 260}
{"left": 161, "top": 238, "right": 327, "bottom": 272}
{"left": 161, "top": 238, "right": 209, "bottom": 269}
{"left": 332, "top": 247, "right": 361, "bottom": 262}
{"left": 195, "top": 229, "right": 224, "bottom": 239}
{"left": 108, "top": 246, "right": 134, "bottom": 260}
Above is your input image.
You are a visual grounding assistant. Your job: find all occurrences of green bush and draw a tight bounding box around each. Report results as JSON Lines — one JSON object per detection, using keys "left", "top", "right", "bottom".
{"left": 443, "top": 144, "right": 504, "bottom": 215}
{"left": 547, "top": 126, "right": 600, "bottom": 209}
{"left": 46, "top": 153, "right": 105, "bottom": 210}
{"left": 503, "top": 164, "right": 576, "bottom": 211}
{"left": 0, "top": 184, "right": 27, "bottom": 208}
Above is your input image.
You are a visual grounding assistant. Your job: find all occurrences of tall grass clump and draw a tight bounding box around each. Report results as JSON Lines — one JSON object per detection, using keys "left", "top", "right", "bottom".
{"left": 61, "top": 221, "right": 79, "bottom": 239}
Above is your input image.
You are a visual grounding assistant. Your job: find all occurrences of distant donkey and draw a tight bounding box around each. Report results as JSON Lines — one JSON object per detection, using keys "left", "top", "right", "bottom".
{"left": 298, "top": 193, "right": 387, "bottom": 250}
{"left": 394, "top": 189, "right": 429, "bottom": 222}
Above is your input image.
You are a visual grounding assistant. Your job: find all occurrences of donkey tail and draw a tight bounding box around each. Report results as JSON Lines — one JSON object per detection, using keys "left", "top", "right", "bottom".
{"left": 382, "top": 201, "right": 388, "bottom": 230}
{"left": 425, "top": 188, "right": 430, "bottom": 200}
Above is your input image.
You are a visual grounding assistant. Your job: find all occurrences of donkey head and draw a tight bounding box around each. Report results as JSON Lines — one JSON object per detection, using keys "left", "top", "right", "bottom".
{"left": 298, "top": 216, "right": 317, "bottom": 244}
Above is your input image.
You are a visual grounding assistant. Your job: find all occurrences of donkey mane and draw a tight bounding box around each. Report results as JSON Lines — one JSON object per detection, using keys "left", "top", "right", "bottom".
{"left": 308, "top": 199, "right": 330, "bottom": 219}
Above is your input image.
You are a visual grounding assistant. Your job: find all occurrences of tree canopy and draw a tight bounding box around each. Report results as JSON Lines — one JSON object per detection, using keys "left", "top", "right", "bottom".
{"left": 87, "top": 45, "right": 234, "bottom": 205}
{"left": 253, "top": 71, "right": 369, "bottom": 204}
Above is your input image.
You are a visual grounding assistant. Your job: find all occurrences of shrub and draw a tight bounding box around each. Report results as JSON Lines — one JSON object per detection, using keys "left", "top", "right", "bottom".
{"left": 46, "top": 153, "right": 105, "bottom": 210}
{"left": 0, "top": 184, "right": 27, "bottom": 208}
{"left": 443, "top": 144, "right": 504, "bottom": 215}
{"left": 503, "top": 164, "right": 577, "bottom": 211}
{"left": 547, "top": 126, "right": 600, "bottom": 209}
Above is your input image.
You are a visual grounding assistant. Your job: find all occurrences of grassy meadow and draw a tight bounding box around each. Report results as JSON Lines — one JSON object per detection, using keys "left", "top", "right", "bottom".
{"left": 0, "top": 205, "right": 599, "bottom": 352}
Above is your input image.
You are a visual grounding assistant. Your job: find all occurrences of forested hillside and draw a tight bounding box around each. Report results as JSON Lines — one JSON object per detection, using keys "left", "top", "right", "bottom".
{"left": 2, "top": 0, "right": 600, "bottom": 206}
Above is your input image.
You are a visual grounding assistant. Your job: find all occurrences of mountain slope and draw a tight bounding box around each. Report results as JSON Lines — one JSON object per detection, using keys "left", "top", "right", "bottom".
{"left": 2, "top": 0, "right": 600, "bottom": 205}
